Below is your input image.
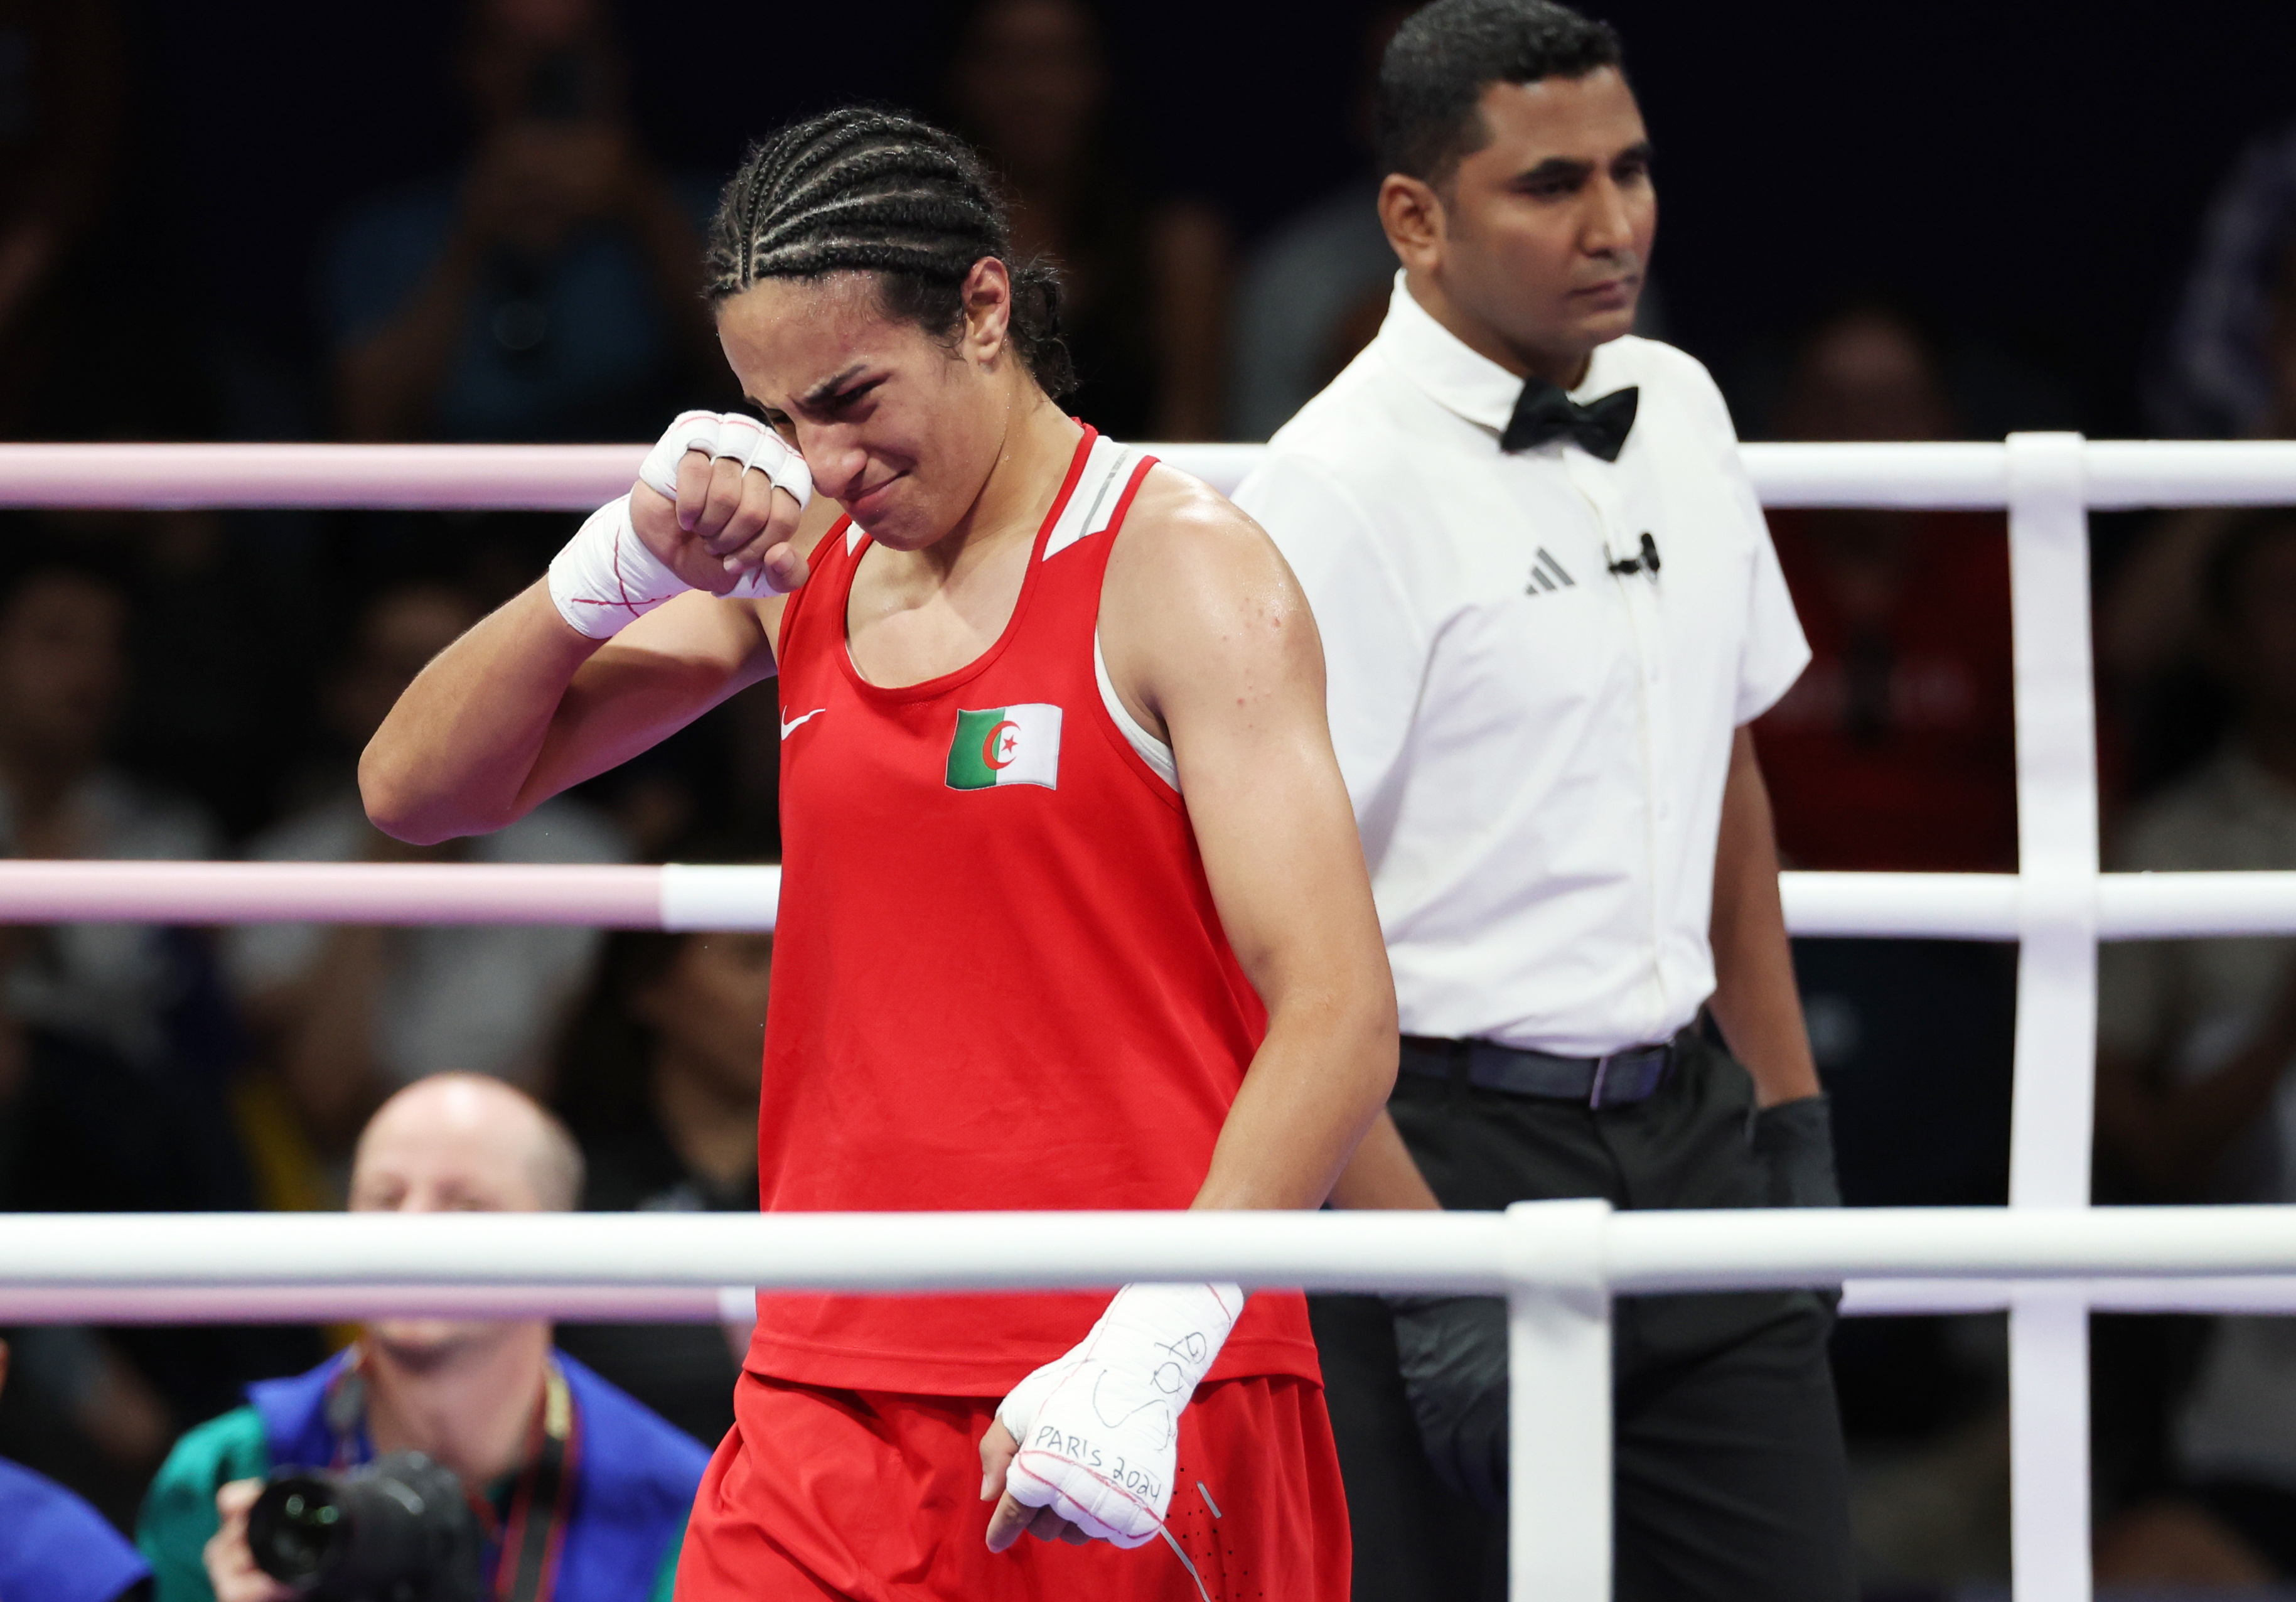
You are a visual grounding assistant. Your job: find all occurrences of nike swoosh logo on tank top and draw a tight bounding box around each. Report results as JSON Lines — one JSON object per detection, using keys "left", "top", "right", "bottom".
{"left": 779, "top": 707, "right": 826, "bottom": 738}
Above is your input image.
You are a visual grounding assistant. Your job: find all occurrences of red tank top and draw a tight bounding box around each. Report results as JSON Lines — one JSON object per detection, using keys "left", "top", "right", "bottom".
{"left": 748, "top": 427, "right": 1322, "bottom": 1395}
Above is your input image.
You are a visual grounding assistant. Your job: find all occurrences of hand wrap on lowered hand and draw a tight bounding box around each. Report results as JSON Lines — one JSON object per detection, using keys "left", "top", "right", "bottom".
{"left": 547, "top": 409, "right": 812, "bottom": 638}
{"left": 1387, "top": 1293, "right": 1509, "bottom": 1511}
{"left": 990, "top": 1282, "right": 1242, "bottom": 1549}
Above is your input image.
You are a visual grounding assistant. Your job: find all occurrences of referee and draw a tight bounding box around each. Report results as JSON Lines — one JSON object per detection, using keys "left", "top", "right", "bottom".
{"left": 1233, "top": 4, "right": 1855, "bottom": 1599}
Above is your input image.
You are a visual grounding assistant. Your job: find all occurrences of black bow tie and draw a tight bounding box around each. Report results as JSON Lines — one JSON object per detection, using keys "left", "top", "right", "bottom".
{"left": 1501, "top": 380, "right": 1639, "bottom": 461}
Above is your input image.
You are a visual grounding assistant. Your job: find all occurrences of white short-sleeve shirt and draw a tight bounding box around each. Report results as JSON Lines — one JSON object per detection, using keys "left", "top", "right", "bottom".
{"left": 1233, "top": 275, "right": 1809, "bottom": 1056}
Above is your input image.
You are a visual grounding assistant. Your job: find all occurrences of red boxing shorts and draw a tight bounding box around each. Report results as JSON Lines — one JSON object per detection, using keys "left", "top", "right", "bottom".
{"left": 675, "top": 1370, "right": 1351, "bottom": 1601}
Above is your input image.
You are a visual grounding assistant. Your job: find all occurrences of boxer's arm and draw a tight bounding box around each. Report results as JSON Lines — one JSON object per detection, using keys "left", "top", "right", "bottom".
{"left": 979, "top": 471, "right": 1396, "bottom": 1554}
{"left": 364, "top": 414, "right": 838, "bottom": 843}
{"left": 1110, "top": 471, "right": 1399, "bottom": 1211}
{"left": 361, "top": 581, "right": 773, "bottom": 845}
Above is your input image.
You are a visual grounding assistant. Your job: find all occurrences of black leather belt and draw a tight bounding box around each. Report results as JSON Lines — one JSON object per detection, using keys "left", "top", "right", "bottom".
{"left": 1400, "top": 1033, "right": 1678, "bottom": 1109}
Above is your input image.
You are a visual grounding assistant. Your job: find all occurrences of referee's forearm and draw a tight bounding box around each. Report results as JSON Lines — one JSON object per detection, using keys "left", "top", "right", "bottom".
{"left": 1328, "top": 1112, "right": 1442, "bottom": 1210}
{"left": 1709, "top": 729, "right": 1821, "bottom": 1106}
{"left": 1710, "top": 906, "right": 1820, "bottom": 1105}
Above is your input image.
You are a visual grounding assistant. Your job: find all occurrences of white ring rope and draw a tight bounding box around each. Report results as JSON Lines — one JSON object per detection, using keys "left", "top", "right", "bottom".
{"left": 3, "top": 438, "right": 2296, "bottom": 509}
{"left": 17, "top": 1278, "right": 2296, "bottom": 1326}
{"left": 0, "top": 863, "right": 2281, "bottom": 942}
{"left": 0, "top": 860, "right": 784, "bottom": 930}
{"left": 8, "top": 1208, "right": 2296, "bottom": 1321}
{"left": 8, "top": 1205, "right": 2296, "bottom": 1291}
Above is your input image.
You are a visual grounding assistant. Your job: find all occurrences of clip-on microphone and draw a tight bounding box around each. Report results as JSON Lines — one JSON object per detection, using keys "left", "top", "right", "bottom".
{"left": 1607, "top": 532, "right": 1662, "bottom": 578}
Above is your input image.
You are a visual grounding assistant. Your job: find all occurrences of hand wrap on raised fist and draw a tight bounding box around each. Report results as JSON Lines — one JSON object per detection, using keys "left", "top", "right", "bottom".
{"left": 636, "top": 408, "right": 813, "bottom": 512}
{"left": 995, "top": 1282, "right": 1243, "bottom": 1547}
{"left": 546, "top": 409, "right": 811, "bottom": 639}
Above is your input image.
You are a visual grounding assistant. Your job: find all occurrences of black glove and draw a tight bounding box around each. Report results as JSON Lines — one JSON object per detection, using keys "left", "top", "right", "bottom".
{"left": 1386, "top": 1293, "right": 1509, "bottom": 1512}
{"left": 1748, "top": 1092, "right": 1842, "bottom": 1208}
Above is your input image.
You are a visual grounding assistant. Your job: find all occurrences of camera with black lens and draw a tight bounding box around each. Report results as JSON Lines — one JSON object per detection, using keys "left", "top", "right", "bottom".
{"left": 246, "top": 1452, "right": 482, "bottom": 1602}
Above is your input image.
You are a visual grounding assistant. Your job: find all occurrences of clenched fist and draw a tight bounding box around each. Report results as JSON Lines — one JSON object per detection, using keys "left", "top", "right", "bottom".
{"left": 548, "top": 410, "right": 813, "bottom": 638}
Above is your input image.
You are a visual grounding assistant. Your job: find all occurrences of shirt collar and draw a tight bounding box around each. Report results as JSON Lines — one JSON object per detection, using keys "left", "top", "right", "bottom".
{"left": 1372, "top": 270, "right": 1629, "bottom": 438}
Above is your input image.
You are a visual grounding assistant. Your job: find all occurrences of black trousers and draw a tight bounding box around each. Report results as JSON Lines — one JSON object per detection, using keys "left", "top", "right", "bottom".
{"left": 1313, "top": 1029, "right": 1857, "bottom": 1601}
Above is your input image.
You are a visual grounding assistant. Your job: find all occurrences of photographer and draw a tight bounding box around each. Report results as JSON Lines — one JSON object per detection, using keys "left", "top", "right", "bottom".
{"left": 134, "top": 1075, "right": 708, "bottom": 1602}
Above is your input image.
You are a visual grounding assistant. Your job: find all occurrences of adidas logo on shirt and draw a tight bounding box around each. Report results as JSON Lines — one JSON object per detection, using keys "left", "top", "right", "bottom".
{"left": 1525, "top": 547, "right": 1577, "bottom": 594}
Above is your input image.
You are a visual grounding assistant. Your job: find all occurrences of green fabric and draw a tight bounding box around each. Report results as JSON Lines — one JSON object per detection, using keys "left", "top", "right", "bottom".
{"left": 648, "top": 1512, "right": 689, "bottom": 1602}
{"left": 136, "top": 1406, "right": 273, "bottom": 1602}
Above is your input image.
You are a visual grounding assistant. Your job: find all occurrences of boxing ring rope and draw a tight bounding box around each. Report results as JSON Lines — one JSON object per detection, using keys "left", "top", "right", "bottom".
{"left": 6, "top": 859, "right": 2296, "bottom": 939}
{"left": 5, "top": 436, "right": 2296, "bottom": 509}
{"left": 5, "top": 434, "right": 2296, "bottom": 1599}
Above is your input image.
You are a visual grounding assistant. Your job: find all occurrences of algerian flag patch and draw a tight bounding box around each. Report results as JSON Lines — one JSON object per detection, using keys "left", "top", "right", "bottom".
{"left": 946, "top": 704, "right": 1063, "bottom": 791}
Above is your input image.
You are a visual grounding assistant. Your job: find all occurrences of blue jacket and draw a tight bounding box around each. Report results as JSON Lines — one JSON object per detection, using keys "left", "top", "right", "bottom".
{"left": 248, "top": 1349, "right": 707, "bottom": 1602}
{"left": 0, "top": 1453, "right": 151, "bottom": 1602}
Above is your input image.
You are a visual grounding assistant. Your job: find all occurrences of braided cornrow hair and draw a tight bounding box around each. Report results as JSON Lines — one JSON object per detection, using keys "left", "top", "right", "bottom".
{"left": 704, "top": 107, "right": 1077, "bottom": 400}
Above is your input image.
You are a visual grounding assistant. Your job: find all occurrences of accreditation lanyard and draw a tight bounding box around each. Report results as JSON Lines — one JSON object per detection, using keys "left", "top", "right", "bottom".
{"left": 326, "top": 1354, "right": 581, "bottom": 1602}
{"left": 481, "top": 1364, "right": 580, "bottom": 1602}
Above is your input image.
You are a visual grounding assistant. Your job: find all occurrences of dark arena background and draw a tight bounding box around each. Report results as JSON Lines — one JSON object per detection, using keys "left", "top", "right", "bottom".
{"left": 7, "top": 1, "right": 2296, "bottom": 1598}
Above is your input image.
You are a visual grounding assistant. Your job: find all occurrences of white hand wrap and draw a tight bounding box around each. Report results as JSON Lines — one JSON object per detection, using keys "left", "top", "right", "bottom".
{"left": 545, "top": 411, "right": 812, "bottom": 640}
{"left": 996, "top": 1282, "right": 1243, "bottom": 1548}
{"left": 637, "top": 408, "right": 812, "bottom": 511}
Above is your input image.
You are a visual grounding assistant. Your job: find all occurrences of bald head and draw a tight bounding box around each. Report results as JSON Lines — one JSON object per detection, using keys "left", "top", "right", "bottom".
{"left": 350, "top": 1073, "right": 584, "bottom": 1215}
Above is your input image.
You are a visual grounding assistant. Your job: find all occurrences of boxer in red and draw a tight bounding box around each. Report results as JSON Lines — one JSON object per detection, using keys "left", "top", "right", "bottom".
{"left": 360, "top": 106, "right": 1405, "bottom": 1600}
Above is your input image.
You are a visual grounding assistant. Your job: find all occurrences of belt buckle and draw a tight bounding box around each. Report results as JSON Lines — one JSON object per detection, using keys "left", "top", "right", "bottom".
{"left": 1589, "top": 1045, "right": 1665, "bottom": 1109}
{"left": 1587, "top": 1052, "right": 1616, "bottom": 1109}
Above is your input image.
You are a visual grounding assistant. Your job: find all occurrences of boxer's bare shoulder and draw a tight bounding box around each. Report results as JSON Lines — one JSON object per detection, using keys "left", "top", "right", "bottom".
{"left": 1097, "top": 460, "right": 1326, "bottom": 748}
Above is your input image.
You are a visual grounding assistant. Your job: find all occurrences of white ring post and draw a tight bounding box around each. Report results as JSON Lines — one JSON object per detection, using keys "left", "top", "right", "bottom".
{"left": 1505, "top": 1198, "right": 1614, "bottom": 1601}
{"left": 2004, "top": 433, "right": 2100, "bottom": 1602}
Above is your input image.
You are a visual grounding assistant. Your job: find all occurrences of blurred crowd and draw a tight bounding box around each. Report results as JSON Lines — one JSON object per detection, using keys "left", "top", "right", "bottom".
{"left": 5, "top": 0, "right": 2296, "bottom": 1594}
